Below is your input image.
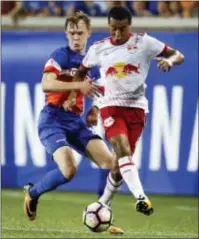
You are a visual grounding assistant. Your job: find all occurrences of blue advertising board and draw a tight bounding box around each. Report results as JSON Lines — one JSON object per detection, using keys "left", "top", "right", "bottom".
{"left": 1, "top": 31, "right": 198, "bottom": 196}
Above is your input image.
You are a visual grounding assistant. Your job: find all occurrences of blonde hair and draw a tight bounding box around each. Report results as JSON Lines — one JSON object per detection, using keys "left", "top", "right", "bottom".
{"left": 65, "top": 11, "right": 91, "bottom": 30}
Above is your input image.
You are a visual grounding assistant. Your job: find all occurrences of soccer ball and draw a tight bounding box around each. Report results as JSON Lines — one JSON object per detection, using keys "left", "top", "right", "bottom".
{"left": 83, "top": 202, "right": 113, "bottom": 233}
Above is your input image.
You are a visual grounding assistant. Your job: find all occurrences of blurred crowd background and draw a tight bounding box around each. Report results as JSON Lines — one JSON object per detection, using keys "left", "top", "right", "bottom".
{"left": 2, "top": 1, "right": 199, "bottom": 21}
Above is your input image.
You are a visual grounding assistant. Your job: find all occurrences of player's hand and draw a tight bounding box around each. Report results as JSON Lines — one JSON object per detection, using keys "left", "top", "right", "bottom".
{"left": 80, "top": 79, "right": 93, "bottom": 96}
{"left": 62, "top": 99, "right": 74, "bottom": 111}
{"left": 155, "top": 57, "right": 173, "bottom": 72}
{"left": 80, "top": 80, "right": 102, "bottom": 98}
{"left": 86, "top": 106, "right": 99, "bottom": 127}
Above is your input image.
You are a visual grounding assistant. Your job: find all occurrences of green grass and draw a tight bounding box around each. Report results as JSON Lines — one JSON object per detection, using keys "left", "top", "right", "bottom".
{"left": 1, "top": 189, "right": 198, "bottom": 238}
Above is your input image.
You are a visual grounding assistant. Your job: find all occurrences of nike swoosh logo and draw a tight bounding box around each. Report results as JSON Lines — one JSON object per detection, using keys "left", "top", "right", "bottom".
{"left": 56, "top": 139, "right": 66, "bottom": 143}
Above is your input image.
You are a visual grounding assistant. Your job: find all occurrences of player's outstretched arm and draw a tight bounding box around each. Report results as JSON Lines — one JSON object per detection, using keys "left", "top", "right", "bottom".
{"left": 41, "top": 72, "right": 92, "bottom": 95}
{"left": 155, "top": 47, "right": 185, "bottom": 72}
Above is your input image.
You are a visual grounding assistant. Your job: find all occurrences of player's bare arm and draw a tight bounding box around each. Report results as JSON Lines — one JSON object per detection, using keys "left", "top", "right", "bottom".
{"left": 155, "top": 47, "right": 185, "bottom": 72}
{"left": 73, "top": 65, "right": 89, "bottom": 82}
{"left": 86, "top": 106, "right": 99, "bottom": 127}
{"left": 67, "top": 66, "right": 101, "bottom": 107}
{"left": 41, "top": 72, "right": 93, "bottom": 95}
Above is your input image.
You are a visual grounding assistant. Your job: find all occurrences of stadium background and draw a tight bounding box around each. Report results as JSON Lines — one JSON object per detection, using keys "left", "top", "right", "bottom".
{"left": 1, "top": 1, "right": 198, "bottom": 196}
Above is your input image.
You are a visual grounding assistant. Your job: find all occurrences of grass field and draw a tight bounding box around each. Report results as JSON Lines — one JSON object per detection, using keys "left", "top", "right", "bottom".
{"left": 1, "top": 189, "right": 198, "bottom": 238}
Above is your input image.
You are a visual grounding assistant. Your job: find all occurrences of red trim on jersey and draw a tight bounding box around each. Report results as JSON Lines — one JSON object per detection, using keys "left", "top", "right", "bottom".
{"left": 119, "top": 162, "right": 134, "bottom": 169}
{"left": 43, "top": 66, "right": 60, "bottom": 76}
{"left": 157, "top": 44, "right": 169, "bottom": 57}
{"left": 97, "top": 86, "right": 105, "bottom": 95}
{"left": 110, "top": 33, "right": 132, "bottom": 46}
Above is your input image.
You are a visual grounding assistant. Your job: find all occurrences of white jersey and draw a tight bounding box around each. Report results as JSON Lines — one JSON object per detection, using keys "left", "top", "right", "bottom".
{"left": 82, "top": 33, "right": 166, "bottom": 112}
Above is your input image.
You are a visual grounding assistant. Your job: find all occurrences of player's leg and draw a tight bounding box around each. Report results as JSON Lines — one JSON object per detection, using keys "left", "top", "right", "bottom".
{"left": 97, "top": 168, "right": 109, "bottom": 198}
{"left": 85, "top": 138, "right": 115, "bottom": 170}
{"left": 24, "top": 131, "right": 77, "bottom": 221}
{"left": 98, "top": 107, "right": 128, "bottom": 206}
{"left": 98, "top": 150, "right": 123, "bottom": 205}
{"left": 126, "top": 108, "right": 153, "bottom": 215}
{"left": 85, "top": 139, "right": 124, "bottom": 235}
{"left": 68, "top": 123, "right": 115, "bottom": 170}
{"left": 100, "top": 106, "right": 153, "bottom": 216}
{"left": 69, "top": 123, "right": 124, "bottom": 234}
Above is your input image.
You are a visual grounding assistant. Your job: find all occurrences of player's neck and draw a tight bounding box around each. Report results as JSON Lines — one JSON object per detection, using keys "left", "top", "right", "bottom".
{"left": 69, "top": 46, "right": 86, "bottom": 55}
{"left": 110, "top": 33, "right": 132, "bottom": 46}
{"left": 75, "top": 47, "right": 86, "bottom": 56}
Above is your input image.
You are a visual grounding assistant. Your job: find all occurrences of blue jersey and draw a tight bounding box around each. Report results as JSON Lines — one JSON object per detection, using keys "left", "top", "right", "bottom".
{"left": 39, "top": 46, "right": 101, "bottom": 157}
{"left": 43, "top": 46, "right": 100, "bottom": 115}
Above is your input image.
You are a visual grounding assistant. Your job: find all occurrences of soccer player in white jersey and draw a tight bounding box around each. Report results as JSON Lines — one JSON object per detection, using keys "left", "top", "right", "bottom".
{"left": 62, "top": 6, "right": 184, "bottom": 222}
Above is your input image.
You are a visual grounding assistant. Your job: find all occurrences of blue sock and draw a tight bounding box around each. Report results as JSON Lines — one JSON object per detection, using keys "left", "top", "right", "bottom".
{"left": 29, "top": 168, "right": 68, "bottom": 199}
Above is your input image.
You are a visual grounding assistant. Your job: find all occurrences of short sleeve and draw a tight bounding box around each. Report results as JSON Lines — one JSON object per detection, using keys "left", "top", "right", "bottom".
{"left": 144, "top": 34, "right": 166, "bottom": 59}
{"left": 82, "top": 45, "right": 99, "bottom": 68}
{"left": 43, "top": 48, "right": 68, "bottom": 76}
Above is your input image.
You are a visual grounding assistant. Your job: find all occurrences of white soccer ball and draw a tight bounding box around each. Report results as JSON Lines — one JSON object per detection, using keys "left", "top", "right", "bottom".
{"left": 83, "top": 202, "right": 113, "bottom": 233}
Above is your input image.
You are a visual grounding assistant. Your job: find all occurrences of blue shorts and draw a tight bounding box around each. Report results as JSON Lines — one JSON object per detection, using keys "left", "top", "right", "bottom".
{"left": 38, "top": 105, "right": 101, "bottom": 156}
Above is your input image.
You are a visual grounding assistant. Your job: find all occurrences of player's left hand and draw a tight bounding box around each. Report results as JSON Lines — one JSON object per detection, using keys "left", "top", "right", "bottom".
{"left": 86, "top": 106, "right": 99, "bottom": 127}
{"left": 155, "top": 57, "right": 173, "bottom": 72}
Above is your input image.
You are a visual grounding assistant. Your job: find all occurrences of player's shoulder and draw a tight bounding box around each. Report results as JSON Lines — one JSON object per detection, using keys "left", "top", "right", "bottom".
{"left": 133, "top": 32, "right": 154, "bottom": 46}
{"left": 136, "top": 32, "right": 155, "bottom": 40}
{"left": 92, "top": 37, "right": 111, "bottom": 49}
{"left": 51, "top": 46, "right": 69, "bottom": 57}
{"left": 49, "top": 46, "right": 71, "bottom": 65}
{"left": 136, "top": 32, "right": 146, "bottom": 37}
{"left": 133, "top": 32, "right": 147, "bottom": 40}
{"left": 87, "top": 37, "right": 111, "bottom": 55}
{"left": 94, "top": 37, "right": 111, "bottom": 45}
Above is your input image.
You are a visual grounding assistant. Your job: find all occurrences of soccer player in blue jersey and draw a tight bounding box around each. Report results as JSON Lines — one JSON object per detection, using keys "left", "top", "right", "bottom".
{"left": 23, "top": 12, "right": 123, "bottom": 235}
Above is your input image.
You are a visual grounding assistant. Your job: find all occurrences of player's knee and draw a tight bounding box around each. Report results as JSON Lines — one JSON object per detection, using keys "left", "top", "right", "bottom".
{"left": 60, "top": 163, "right": 77, "bottom": 180}
{"left": 100, "top": 161, "right": 113, "bottom": 170}
{"left": 110, "top": 135, "right": 131, "bottom": 158}
{"left": 65, "top": 165, "right": 77, "bottom": 180}
{"left": 54, "top": 146, "right": 77, "bottom": 180}
{"left": 100, "top": 157, "right": 115, "bottom": 170}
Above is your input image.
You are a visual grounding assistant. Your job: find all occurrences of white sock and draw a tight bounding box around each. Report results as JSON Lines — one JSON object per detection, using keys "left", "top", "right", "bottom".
{"left": 119, "top": 156, "right": 147, "bottom": 200}
{"left": 99, "top": 172, "right": 123, "bottom": 205}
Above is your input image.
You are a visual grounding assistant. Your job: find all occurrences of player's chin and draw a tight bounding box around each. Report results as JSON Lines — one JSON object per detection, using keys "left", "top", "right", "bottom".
{"left": 73, "top": 44, "right": 81, "bottom": 50}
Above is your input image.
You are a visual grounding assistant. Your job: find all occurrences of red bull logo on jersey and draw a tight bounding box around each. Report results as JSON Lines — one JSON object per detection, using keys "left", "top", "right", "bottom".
{"left": 105, "top": 63, "right": 140, "bottom": 79}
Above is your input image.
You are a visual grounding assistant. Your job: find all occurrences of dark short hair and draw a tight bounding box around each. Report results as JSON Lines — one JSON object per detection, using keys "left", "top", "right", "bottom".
{"left": 108, "top": 7, "right": 132, "bottom": 25}
{"left": 65, "top": 11, "right": 91, "bottom": 30}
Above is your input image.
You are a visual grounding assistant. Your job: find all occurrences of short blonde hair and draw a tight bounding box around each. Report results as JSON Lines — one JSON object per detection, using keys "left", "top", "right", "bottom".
{"left": 65, "top": 11, "right": 91, "bottom": 30}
